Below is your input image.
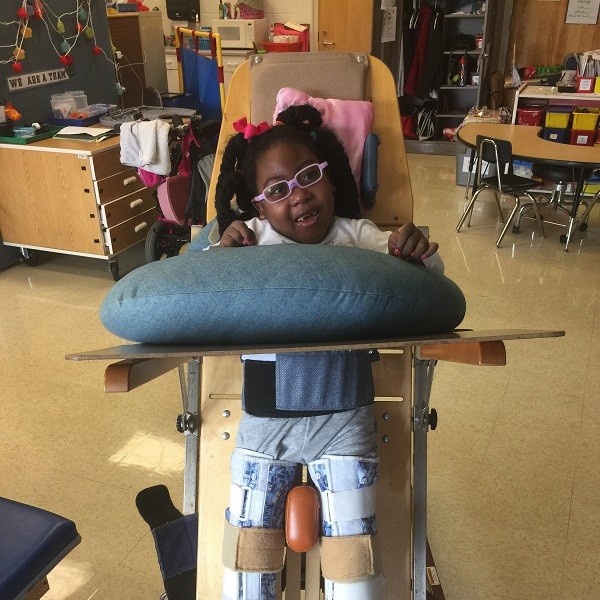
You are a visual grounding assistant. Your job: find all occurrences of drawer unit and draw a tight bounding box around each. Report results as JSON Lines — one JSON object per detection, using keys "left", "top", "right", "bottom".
{"left": 0, "top": 136, "right": 156, "bottom": 279}
{"left": 96, "top": 168, "right": 146, "bottom": 204}
{"left": 91, "top": 147, "right": 130, "bottom": 179}
{"left": 101, "top": 186, "right": 156, "bottom": 228}
{"left": 223, "top": 54, "right": 246, "bottom": 94}
{"left": 104, "top": 207, "right": 155, "bottom": 254}
{"left": 165, "top": 49, "right": 181, "bottom": 94}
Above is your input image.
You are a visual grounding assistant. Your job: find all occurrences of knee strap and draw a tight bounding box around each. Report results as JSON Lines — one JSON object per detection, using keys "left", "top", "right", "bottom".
{"left": 322, "top": 485, "right": 376, "bottom": 523}
{"left": 222, "top": 520, "right": 285, "bottom": 573}
{"left": 320, "top": 534, "right": 380, "bottom": 582}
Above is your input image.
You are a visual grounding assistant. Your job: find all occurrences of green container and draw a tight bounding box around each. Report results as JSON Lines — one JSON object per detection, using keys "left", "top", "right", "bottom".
{"left": 0, "top": 125, "right": 62, "bottom": 145}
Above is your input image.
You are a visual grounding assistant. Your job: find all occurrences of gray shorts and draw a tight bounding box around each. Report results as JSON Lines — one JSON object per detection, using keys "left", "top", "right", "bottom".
{"left": 236, "top": 405, "right": 378, "bottom": 464}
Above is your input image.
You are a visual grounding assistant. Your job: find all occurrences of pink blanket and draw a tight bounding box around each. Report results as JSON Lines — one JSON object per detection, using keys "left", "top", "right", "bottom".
{"left": 274, "top": 88, "right": 374, "bottom": 189}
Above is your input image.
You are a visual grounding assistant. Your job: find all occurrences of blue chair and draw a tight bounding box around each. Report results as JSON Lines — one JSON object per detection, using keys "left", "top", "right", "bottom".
{"left": 0, "top": 497, "right": 81, "bottom": 600}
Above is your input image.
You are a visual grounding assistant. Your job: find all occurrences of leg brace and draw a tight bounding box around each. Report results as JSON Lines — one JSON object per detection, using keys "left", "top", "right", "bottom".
{"left": 308, "top": 455, "right": 383, "bottom": 600}
{"left": 222, "top": 449, "right": 300, "bottom": 600}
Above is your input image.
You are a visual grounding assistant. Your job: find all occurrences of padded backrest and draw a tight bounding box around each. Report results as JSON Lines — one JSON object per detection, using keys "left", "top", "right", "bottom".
{"left": 249, "top": 52, "right": 368, "bottom": 123}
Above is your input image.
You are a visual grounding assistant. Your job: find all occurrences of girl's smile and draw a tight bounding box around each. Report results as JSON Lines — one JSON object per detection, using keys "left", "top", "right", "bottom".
{"left": 252, "top": 142, "right": 335, "bottom": 244}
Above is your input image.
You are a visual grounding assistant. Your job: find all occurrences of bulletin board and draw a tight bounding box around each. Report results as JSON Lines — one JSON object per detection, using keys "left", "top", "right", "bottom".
{"left": 0, "top": 0, "right": 117, "bottom": 123}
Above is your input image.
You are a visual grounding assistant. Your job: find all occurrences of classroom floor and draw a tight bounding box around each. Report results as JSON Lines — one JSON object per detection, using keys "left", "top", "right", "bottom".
{"left": 0, "top": 153, "right": 598, "bottom": 600}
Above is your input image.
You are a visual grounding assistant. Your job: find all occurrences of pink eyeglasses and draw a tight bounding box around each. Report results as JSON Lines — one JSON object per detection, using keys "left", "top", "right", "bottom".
{"left": 253, "top": 162, "right": 328, "bottom": 204}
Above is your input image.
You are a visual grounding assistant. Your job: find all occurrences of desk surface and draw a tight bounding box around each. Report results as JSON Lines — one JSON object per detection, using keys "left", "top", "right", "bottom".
{"left": 66, "top": 329, "right": 564, "bottom": 361}
{"left": 458, "top": 123, "right": 600, "bottom": 168}
{"left": 0, "top": 131, "right": 120, "bottom": 155}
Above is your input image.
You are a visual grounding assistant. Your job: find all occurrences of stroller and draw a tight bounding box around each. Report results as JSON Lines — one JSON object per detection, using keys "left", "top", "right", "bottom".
{"left": 144, "top": 116, "right": 220, "bottom": 263}
{"left": 145, "top": 27, "right": 225, "bottom": 262}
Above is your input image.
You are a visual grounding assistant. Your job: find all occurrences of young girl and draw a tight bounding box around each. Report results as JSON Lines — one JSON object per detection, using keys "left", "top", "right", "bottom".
{"left": 213, "top": 105, "right": 442, "bottom": 600}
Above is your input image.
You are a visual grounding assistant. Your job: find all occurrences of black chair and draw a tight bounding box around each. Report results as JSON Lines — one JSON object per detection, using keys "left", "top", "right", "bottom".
{"left": 515, "top": 163, "right": 598, "bottom": 250}
{"left": 0, "top": 497, "right": 81, "bottom": 600}
{"left": 456, "top": 136, "right": 545, "bottom": 247}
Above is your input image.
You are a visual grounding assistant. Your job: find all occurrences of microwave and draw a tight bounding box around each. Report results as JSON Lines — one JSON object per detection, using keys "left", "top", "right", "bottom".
{"left": 211, "top": 18, "right": 268, "bottom": 49}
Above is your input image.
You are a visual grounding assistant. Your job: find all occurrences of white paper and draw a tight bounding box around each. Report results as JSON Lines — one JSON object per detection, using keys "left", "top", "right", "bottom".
{"left": 55, "top": 126, "right": 112, "bottom": 137}
{"left": 381, "top": 0, "right": 396, "bottom": 9}
{"left": 381, "top": 8, "right": 397, "bottom": 43}
{"left": 565, "top": 0, "right": 599, "bottom": 24}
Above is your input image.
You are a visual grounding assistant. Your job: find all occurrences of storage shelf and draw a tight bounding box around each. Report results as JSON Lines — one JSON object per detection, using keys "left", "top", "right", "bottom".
{"left": 443, "top": 50, "right": 482, "bottom": 55}
{"left": 439, "top": 85, "right": 479, "bottom": 90}
{"left": 405, "top": 139, "right": 459, "bottom": 155}
{"left": 444, "top": 13, "right": 485, "bottom": 18}
{"left": 436, "top": 111, "right": 469, "bottom": 118}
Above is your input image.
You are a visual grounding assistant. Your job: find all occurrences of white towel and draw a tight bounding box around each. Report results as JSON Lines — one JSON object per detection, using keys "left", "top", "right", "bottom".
{"left": 119, "top": 120, "right": 171, "bottom": 175}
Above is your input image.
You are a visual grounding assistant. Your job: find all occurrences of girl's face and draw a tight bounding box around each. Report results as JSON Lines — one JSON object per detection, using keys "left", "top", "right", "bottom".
{"left": 252, "top": 141, "right": 335, "bottom": 244}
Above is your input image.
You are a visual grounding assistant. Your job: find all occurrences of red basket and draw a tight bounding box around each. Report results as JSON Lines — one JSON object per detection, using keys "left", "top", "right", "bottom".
{"left": 569, "top": 129, "right": 595, "bottom": 146}
{"left": 517, "top": 106, "right": 545, "bottom": 126}
{"left": 262, "top": 41, "right": 303, "bottom": 53}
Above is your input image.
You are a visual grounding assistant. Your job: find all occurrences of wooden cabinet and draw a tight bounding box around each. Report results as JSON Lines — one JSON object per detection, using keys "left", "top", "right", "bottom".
{"left": 222, "top": 52, "right": 248, "bottom": 94}
{"left": 165, "top": 48, "right": 181, "bottom": 94}
{"left": 108, "top": 12, "right": 168, "bottom": 108}
{"left": 0, "top": 137, "right": 155, "bottom": 279}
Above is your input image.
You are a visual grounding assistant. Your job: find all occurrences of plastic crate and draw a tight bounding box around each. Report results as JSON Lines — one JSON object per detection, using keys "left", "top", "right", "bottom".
{"left": 47, "top": 104, "right": 115, "bottom": 127}
{"left": 512, "top": 159, "right": 533, "bottom": 178}
{"left": 545, "top": 106, "right": 572, "bottom": 128}
{"left": 517, "top": 106, "right": 545, "bottom": 126}
{"left": 543, "top": 127, "right": 569, "bottom": 143}
{"left": 569, "top": 129, "right": 595, "bottom": 146}
{"left": 572, "top": 107, "right": 599, "bottom": 131}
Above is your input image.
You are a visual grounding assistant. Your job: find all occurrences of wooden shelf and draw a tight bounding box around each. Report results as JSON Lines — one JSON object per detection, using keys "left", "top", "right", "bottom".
{"left": 444, "top": 13, "right": 485, "bottom": 18}
{"left": 439, "top": 85, "right": 479, "bottom": 90}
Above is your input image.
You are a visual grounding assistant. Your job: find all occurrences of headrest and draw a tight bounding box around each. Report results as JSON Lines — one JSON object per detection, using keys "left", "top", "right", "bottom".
{"left": 249, "top": 52, "right": 369, "bottom": 123}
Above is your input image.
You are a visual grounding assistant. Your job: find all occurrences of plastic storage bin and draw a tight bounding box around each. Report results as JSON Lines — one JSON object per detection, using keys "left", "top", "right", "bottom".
{"left": 569, "top": 129, "right": 595, "bottom": 146}
{"left": 545, "top": 106, "right": 572, "bottom": 128}
{"left": 50, "top": 93, "right": 77, "bottom": 118}
{"left": 512, "top": 159, "right": 533, "bottom": 179}
{"left": 543, "top": 127, "right": 569, "bottom": 143}
{"left": 517, "top": 105, "right": 545, "bottom": 126}
{"left": 69, "top": 90, "right": 88, "bottom": 110}
{"left": 572, "top": 107, "right": 599, "bottom": 131}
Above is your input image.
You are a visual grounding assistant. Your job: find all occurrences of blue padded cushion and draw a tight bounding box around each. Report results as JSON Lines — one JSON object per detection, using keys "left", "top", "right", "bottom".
{"left": 100, "top": 244, "right": 465, "bottom": 345}
{"left": 0, "top": 497, "right": 80, "bottom": 599}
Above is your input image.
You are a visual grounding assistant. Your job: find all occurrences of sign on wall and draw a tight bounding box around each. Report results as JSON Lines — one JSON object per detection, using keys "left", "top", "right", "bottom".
{"left": 565, "top": 0, "right": 600, "bottom": 24}
{"left": 6, "top": 68, "right": 68, "bottom": 92}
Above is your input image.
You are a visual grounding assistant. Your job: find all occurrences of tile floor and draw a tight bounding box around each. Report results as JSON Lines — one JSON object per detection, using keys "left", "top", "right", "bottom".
{"left": 0, "top": 153, "right": 598, "bottom": 600}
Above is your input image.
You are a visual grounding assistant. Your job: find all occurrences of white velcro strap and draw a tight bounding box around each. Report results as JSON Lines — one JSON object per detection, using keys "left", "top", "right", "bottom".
{"left": 229, "top": 484, "right": 267, "bottom": 522}
{"left": 322, "top": 486, "right": 376, "bottom": 523}
{"left": 327, "top": 573, "right": 386, "bottom": 599}
{"left": 229, "top": 484, "right": 247, "bottom": 519}
{"left": 222, "top": 567, "right": 240, "bottom": 599}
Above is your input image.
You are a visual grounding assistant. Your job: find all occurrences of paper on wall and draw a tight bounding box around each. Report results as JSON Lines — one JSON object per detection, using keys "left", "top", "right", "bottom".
{"left": 381, "top": 7, "right": 397, "bottom": 43}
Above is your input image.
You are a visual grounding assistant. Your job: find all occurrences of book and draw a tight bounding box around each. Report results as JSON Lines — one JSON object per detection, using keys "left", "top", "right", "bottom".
{"left": 53, "top": 126, "right": 113, "bottom": 141}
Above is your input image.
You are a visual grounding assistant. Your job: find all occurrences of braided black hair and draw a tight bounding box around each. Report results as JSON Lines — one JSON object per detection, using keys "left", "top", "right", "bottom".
{"left": 214, "top": 104, "right": 360, "bottom": 235}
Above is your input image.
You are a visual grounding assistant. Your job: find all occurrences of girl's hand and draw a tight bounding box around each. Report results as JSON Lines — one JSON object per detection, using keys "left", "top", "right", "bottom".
{"left": 219, "top": 220, "right": 257, "bottom": 247}
{"left": 388, "top": 223, "right": 439, "bottom": 262}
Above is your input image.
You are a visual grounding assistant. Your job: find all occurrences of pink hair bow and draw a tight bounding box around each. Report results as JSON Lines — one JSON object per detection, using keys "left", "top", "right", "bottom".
{"left": 233, "top": 117, "right": 272, "bottom": 140}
